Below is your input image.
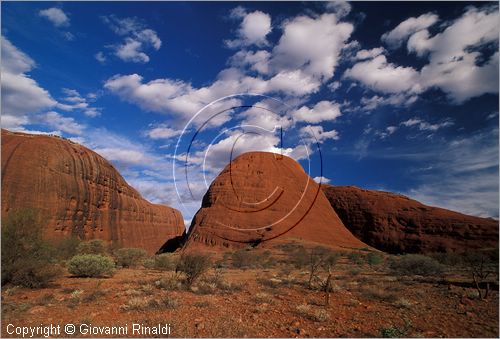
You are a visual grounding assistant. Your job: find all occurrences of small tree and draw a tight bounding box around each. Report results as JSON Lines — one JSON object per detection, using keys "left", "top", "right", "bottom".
{"left": 176, "top": 253, "right": 212, "bottom": 287}
{"left": 307, "top": 247, "right": 331, "bottom": 289}
{"left": 1, "top": 210, "right": 61, "bottom": 288}
{"left": 321, "top": 252, "right": 339, "bottom": 306}
{"left": 465, "top": 250, "right": 498, "bottom": 300}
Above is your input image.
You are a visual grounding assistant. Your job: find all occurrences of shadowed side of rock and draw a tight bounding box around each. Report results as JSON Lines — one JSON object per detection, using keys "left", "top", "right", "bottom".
{"left": 322, "top": 185, "right": 499, "bottom": 254}
{"left": 1, "top": 129, "right": 185, "bottom": 254}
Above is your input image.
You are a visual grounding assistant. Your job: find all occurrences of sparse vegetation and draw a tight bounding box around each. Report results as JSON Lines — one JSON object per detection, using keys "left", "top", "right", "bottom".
{"left": 287, "top": 244, "right": 309, "bottom": 268}
{"left": 1, "top": 210, "right": 61, "bottom": 288}
{"left": 380, "top": 325, "right": 407, "bottom": 338}
{"left": 464, "top": 250, "right": 498, "bottom": 300}
{"left": 120, "top": 296, "right": 179, "bottom": 311}
{"left": 389, "top": 254, "right": 444, "bottom": 277}
{"left": 51, "top": 236, "right": 82, "bottom": 261}
{"left": 155, "top": 273, "right": 184, "bottom": 290}
{"left": 115, "top": 248, "right": 147, "bottom": 268}
{"left": 176, "top": 253, "right": 212, "bottom": 287}
{"left": 347, "top": 251, "right": 365, "bottom": 265}
{"left": 152, "top": 253, "right": 177, "bottom": 270}
{"left": 358, "top": 285, "right": 398, "bottom": 302}
{"left": 77, "top": 239, "right": 108, "bottom": 255}
{"left": 67, "top": 254, "right": 115, "bottom": 277}
{"left": 230, "top": 248, "right": 259, "bottom": 268}
{"left": 296, "top": 304, "right": 330, "bottom": 322}
{"left": 193, "top": 300, "right": 210, "bottom": 308}
{"left": 366, "top": 252, "right": 384, "bottom": 266}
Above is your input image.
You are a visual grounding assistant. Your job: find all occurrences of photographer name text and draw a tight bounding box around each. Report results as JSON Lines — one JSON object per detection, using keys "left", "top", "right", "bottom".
{"left": 6, "top": 323, "right": 172, "bottom": 338}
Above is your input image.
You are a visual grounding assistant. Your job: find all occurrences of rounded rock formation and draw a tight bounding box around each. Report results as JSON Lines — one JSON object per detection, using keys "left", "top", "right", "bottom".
{"left": 1, "top": 129, "right": 185, "bottom": 254}
{"left": 322, "top": 185, "right": 499, "bottom": 254}
{"left": 185, "top": 152, "right": 368, "bottom": 250}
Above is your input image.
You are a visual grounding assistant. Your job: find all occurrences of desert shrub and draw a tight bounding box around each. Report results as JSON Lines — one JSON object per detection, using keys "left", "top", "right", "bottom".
{"left": 68, "top": 254, "right": 115, "bottom": 277}
{"left": 120, "top": 297, "right": 148, "bottom": 311}
{"left": 348, "top": 267, "right": 361, "bottom": 276}
{"left": 36, "top": 293, "right": 55, "bottom": 305}
{"left": 306, "top": 246, "right": 339, "bottom": 289}
{"left": 120, "top": 296, "right": 179, "bottom": 312}
{"left": 142, "top": 257, "right": 156, "bottom": 269}
{"left": 394, "top": 297, "right": 413, "bottom": 309}
{"left": 358, "top": 286, "right": 398, "bottom": 302}
{"left": 194, "top": 301, "right": 210, "bottom": 308}
{"left": 1, "top": 210, "right": 61, "bottom": 288}
{"left": 153, "top": 253, "right": 177, "bottom": 270}
{"left": 389, "top": 254, "right": 444, "bottom": 277}
{"left": 464, "top": 250, "right": 499, "bottom": 299}
{"left": 257, "top": 250, "right": 276, "bottom": 268}
{"left": 252, "top": 292, "right": 271, "bottom": 303}
{"left": 77, "top": 239, "right": 108, "bottom": 255}
{"left": 366, "top": 252, "right": 384, "bottom": 266}
{"left": 198, "top": 267, "right": 242, "bottom": 293}
{"left": 115, "top": 248, "right": 147, "bottom": 268}
{"left": 231, "top": 249, "right": 256, "bottom": 268}
{"left": 82, "top": 289, "right": 107, "bottom": 303}
{"left": 257, "top": 276, "right": 284, "bottom": 289}
{"left": 380, "top": 326, "right": 406, "bottom": 338}
{"left": 347, "top": 251, "right": 365, "bottom": 265}
{"left": 155, "top": 273, "right": 184, "bottom": 290}
{"left": 51, "top": 236, "right": 82, "bottom": 261}
{"left": 192, "top": 281, "right": 217, "bottom": 294}
{"left": 295, "top": 304, "right": 330, "bottom": 322}
{"left": 429, "top": 252, "right": 464, "bottom": 267}
{"left": 288, "top": 245, "right": 309, "bottom": 268}
{"left": 176, "top": 253, "right": 212, "bottom": 287}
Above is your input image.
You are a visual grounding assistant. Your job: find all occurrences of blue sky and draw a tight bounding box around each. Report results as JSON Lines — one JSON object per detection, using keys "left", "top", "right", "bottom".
{"left": 2, "top": 1, "right": 498, "bottom": 225}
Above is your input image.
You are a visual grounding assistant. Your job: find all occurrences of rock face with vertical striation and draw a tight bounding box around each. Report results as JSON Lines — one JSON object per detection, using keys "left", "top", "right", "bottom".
{"left": 185, "top": 152, "right": 368, "bottom": 250}
{"left": 321, "top": 185, "right": 499, "bottom": 254}
{"left": 1, "top": 129, "right": 185, "bottom": 254}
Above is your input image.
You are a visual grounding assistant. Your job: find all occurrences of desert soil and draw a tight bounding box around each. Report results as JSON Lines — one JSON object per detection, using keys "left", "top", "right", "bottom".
{"left": 1, "top": 254, "right": 498, "bottom": 338}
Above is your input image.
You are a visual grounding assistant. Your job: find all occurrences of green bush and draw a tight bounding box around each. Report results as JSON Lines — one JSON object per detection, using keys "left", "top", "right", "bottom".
{"left": 51, "top": 236, "right": 82, "bottom": 261}
{"left": 77, "top": 239, "right": 108, "bottom": 255}
{"left": 380, "top": 326, "right": 406, "bottom": 338}
{"left": 115, "top": 248, "right": 147, "bottom": 268}
{"left": 156, "top": 253, "right": 177, "bottom": 270}
{"left": 347, "top": 251, "right": 365, "bottom": 265}
{"left": 366, "top": 252, "right": 384, "bottom": 266}
{"left": 68, "top": 254, "right": 115, "bottom": 277}
{"left": 176, "top": 253, "right": 212, "bottom": 287}
{"left": 429, "top": 252, "right": 464, "bottom": 267}
{"left": 1, "top": 210, "right": 61, "bottom": 288}
{"left": 231, "top": 249, "right": 256, "bottom": 268}
{"left": 288, "top": 245, "right": 309, "bottom": 269}
{"left": 389, "top": 254, "right": 443, "bottom": 277}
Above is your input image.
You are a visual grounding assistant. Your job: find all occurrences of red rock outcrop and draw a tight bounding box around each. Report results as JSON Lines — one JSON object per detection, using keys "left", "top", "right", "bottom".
{"left": 322, "top": 185, "right": 499, "bottom": 254}
{"left": 1, "top": 129, "right": 184, "bottom": 254}
{"left": 185, "top": 152, "right": 368, "bottom": 250}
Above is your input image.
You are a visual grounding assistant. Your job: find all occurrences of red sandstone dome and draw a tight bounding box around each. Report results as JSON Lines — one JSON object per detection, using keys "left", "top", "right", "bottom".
{"left": 1, "top": 129, "right": 185, "bottom": 254}
{"left": 322, "top": 185, "right": 499, "bottom": 254}
{"left": 185, "top": 151, "right": 368, "bottom": 250}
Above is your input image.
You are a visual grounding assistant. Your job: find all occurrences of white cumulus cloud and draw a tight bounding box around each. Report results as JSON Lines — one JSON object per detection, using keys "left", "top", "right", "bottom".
{"left": 225, "top": 8, "right": 272, "bottom": 48}
{"left": 39, "top": 8, "right": 70, "bottom": 27}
